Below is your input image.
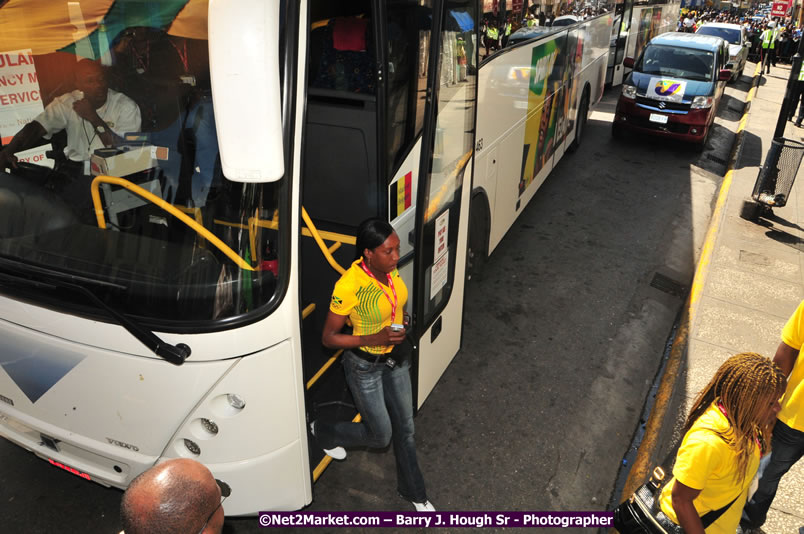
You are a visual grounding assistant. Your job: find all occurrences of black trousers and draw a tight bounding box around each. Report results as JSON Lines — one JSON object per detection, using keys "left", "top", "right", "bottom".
{"left": 791, "top": 81, "right": 804, "bottom": 122}
{"left": 762, "top": 47, "right": 776, "bottom": 72}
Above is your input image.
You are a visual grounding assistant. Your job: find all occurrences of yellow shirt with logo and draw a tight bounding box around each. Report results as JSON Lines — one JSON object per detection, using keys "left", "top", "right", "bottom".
{"left": 658, "top": 403, "right": 759, "bottom": 534}
{"left": 329, "top": 259, "right": 407, "bottom": 354}
{"left": 779, "top": 300, "right": 804, "bottom": 431}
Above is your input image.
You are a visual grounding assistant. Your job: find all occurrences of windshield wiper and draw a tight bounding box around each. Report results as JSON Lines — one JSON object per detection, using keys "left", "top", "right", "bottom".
{"left": 0, "top": 257, "right": 191, "bottom": 365}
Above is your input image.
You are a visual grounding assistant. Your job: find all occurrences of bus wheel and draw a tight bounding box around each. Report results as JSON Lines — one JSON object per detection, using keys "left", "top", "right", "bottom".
{"left": 568, "top": 89, "right": 589, "bottom": 153}
{"left": 467, "top": 196, "right": 488, "bottom": 281}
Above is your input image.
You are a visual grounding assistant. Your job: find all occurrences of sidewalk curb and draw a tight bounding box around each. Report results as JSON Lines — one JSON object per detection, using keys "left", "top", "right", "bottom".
{"left": 618, "top": 62, "right": 764, "bottom": 501}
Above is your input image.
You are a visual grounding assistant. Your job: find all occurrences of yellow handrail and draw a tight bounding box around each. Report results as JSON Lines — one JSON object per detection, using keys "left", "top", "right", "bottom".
{"left": 312, "top": 413, "right": 362, "bottom": 482}
{"left": 306, "top": 349, "right": 343, "bottom": 390}
{"left": 90, "top": 175, "right": 254, "bottom": 271}
{"left": 300, "top": 207, "right": 348, "bottom": 275}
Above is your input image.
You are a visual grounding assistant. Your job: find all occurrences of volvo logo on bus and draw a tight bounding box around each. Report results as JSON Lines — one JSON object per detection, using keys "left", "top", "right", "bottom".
{"left": 106, "top": 437, "right": 139, "bottom": 452}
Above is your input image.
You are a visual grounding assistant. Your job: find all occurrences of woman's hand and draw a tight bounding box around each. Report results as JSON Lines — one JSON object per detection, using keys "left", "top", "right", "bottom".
{"left": 373, "top": 326, "right": 406, "bottom": 346}
{"left": 671, "top": 481, "right": 704, "bottom": 534}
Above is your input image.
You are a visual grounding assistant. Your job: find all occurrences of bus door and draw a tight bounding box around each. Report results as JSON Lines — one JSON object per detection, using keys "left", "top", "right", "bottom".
{"left": 411, "top": 0, "right": 477, "bottom": 409}
{"left": 608, "top": 0, "right": 634, "bottom": 86}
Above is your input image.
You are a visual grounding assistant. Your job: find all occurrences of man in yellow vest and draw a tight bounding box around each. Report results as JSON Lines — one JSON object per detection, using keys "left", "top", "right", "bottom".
{"left": 760, "top": 21, "right": 778, "bottom": 74}
{"left": 740, "top": 300, "right": 804, "bottom": 530}
{"left": 485, "top": 23, "right": 498, "bottom": 56}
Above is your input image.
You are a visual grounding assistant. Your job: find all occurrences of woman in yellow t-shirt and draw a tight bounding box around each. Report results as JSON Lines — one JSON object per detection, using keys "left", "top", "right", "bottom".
{"left": 657, "top": 353, "right": 786, "bottom": 534}
{"left": 311, "top": 219, "right": 434, "bottom": 512}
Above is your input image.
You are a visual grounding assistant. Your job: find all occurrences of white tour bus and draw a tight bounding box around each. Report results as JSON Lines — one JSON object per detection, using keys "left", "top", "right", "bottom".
{"left": 607, "top": 0, "right": 682, "bottom": 86}
{"left": 0, "top": 0, "right": 610, "bottom": 514}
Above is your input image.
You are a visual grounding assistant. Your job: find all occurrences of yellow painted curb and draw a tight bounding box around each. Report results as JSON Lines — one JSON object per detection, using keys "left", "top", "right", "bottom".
{"left": 619, "top": 61, "right": 763, "bottom": 502}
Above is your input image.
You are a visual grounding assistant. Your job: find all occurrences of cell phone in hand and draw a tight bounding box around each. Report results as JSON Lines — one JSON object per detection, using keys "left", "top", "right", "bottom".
{"left": 390, "top": 323, "right": 404, "bottom": 332}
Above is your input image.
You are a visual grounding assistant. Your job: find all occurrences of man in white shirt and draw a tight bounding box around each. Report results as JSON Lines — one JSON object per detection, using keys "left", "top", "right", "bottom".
{"left": 0, "top": 58, "right": 141, "bottom": 169}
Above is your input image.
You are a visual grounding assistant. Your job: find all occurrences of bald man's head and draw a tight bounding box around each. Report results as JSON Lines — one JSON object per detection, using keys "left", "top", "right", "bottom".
{"left": 120, "top": 459, "right": 223, "bottom": 534}
{"left": 75, "top": 58, "right": 108, "bottom": 108}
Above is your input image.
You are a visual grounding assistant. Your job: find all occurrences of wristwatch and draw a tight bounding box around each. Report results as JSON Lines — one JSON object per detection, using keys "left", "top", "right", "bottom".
{"left": 95, "top": 125, "right": 107, "bottom": 134}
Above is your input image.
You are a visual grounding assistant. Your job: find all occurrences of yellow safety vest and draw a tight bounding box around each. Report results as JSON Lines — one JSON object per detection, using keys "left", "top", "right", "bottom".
{"left": 761, "top": 29, "right": 775, "bottom": 49}
{"left": 488, "top": 27, "right": 499, "bottom": 39}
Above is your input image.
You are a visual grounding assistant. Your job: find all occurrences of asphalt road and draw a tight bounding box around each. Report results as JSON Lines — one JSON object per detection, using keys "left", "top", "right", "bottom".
{"left": 0, "top": 69, "right": 755, "bottom": 533}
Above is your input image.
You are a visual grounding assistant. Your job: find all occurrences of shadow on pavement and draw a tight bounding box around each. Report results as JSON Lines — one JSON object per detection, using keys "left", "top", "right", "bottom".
{"left": 738, "top": 130, "right": 764, "bottom": 169}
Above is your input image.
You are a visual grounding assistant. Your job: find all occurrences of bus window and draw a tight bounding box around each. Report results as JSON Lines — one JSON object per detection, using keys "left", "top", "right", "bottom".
{"left": 385, "top": 0, "right": 432, "bottom": 179}
{"left": 0, "top": 2, "right": 285, "bottom": 326}
{"left": 418, "top": 0, "right": 477, "bottom": 320}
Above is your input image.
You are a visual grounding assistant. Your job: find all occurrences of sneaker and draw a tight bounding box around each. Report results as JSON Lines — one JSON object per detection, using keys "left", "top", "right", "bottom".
{"left": 310, "top": 421, "right": 346, "bottom": 460}
{"left": 412, "top": 500, "right": 436, "bottom": 512}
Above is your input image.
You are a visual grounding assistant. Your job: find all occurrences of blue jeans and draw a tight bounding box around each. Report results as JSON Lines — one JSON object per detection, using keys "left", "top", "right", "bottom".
{"left": 316, "top": 350, "right": 427, "bottom": 502}
{"left": 741, "top": 419, "right": 804, "bottom": 528}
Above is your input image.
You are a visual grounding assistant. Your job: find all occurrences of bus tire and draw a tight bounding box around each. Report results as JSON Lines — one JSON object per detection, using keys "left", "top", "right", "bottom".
{"left": 568, "top": 88, "right": 590, "bottom": 153}
{"left": 467, "top": 195, "right": 489, "bottom": 281}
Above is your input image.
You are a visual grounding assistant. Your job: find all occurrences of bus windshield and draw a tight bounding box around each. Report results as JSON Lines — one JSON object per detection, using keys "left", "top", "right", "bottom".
{"left": 0, "top": 2, "right": 284, "bottom": 327}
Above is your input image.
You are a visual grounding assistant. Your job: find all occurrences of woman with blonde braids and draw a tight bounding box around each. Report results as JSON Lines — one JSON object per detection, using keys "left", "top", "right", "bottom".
{"left": 656, "top": 353, "right": 786, "bottom": 534}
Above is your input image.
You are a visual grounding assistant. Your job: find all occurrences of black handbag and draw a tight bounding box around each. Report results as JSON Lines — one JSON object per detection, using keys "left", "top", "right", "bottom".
{"left": 613, "top": 466, "right": 738, "bottom": 534}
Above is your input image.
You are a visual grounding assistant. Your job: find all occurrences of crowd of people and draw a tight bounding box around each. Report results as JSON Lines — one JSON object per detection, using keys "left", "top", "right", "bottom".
{"left": 679, "top": 7, "right": 802, "bottom": 67}
{"left": 480, "top": 4, "right": 609, "bottom": 57}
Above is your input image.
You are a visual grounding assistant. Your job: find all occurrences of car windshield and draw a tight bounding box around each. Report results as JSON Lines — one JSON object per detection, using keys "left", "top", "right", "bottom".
{"left": 0, "top": 1, "right": 285, "bottom": 327}
{"left": 697, "top": 26, "right": 741, "bottom": 44}
{"left": 551, "top": 17, "right": 578, "bottom": 27}
{"left": 637, "top": 44, "right": 715, "bottom": 82}
{"left": 508, "top": 28, "right": 552, "bottom": 45}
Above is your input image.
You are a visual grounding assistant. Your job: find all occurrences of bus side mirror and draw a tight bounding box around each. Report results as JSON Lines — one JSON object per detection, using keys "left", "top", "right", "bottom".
{"left": 208, "top": 0, "right": 284, "bottom": 183}
{"left": 623, "top": 57, "right": 635, "bottom": 68}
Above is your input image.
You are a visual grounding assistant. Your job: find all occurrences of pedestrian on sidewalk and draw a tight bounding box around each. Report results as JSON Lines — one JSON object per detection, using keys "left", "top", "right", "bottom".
{"left": 789, "top": 66, "right": 804, "bottom": 127}
{"left": 656, "top": 353, "right": 786, "bottom": 534}
{"left": 740, "top": 301, "right": 804, "bottom": 532}
{"left": 760, "top": 22, "right": 777, "bottom": 74}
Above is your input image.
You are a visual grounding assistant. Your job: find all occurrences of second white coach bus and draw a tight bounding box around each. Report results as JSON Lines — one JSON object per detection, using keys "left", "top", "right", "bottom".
{"left": 0, "top": 0, "right": 610, "bottom": 513}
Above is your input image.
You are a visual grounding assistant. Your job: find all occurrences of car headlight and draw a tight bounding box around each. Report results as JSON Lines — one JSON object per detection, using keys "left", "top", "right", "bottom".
{"left": 621, "top": 84, "right": 637, "bottom": 99}
{"left": 691, "top": 96, "right": 713, "bottom": 109}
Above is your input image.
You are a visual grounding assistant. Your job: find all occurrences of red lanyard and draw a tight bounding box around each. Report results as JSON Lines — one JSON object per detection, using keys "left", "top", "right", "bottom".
{"left": 360, "top": 261, "right": 397, "bottom": 321}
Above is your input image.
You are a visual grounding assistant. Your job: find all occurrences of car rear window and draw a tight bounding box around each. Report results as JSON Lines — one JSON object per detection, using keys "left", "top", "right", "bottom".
{"left": 696, "top": 26, "right": 741, "bottom": 44}
{"left": 637, "top": 44, "right": 715, "bottom": 82}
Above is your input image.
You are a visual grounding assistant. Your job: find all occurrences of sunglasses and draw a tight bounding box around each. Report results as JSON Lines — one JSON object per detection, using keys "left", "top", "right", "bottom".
{"left": 197, "top": 479, "right": 231, "bottom": 534}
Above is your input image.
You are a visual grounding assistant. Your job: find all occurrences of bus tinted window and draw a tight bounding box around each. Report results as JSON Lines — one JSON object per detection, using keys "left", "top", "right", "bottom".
{"left": 0, "top": 2, "right": 284, "bottom": 326}
{"left": 386, "top": 0, "right": 432, "bottom": 178}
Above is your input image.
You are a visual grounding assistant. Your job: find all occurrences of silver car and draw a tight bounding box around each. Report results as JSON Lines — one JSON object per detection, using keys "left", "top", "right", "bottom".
{"left": 696, "top": 23, "right": 749, "bottom": 81}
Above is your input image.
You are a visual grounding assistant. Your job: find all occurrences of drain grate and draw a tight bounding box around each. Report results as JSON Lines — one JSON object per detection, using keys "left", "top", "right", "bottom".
{"left": 650, "top": 272, "right": 686, "bottom": 298}
{"left": 707, "top": 154, "right": 728, "bottom": 165}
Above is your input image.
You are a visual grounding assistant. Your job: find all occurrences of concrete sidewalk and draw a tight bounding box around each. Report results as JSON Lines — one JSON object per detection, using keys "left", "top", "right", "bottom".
{"left": 684, "top": 63, "right": 804, "bottom": 533}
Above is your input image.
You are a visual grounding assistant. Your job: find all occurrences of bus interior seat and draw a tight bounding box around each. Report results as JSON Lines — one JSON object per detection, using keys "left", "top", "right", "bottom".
{"left": 304, "top": 15, "right": 380, "bottom": 229}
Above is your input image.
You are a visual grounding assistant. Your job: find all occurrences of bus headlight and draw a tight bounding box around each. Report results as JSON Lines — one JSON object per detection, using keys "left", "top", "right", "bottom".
{"left": 621, "top": 84, "right": 637, "bottom": 99}
{"left": 227, "top": 393, "right": 246, "bottom": 410}
{"left": 691, "top": 96, "right": 713, "bottom": 109}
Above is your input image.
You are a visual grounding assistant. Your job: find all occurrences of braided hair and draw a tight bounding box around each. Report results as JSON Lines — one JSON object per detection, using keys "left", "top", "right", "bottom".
{"left": 684, "top": 352, "right": 786, "bottom": 484}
